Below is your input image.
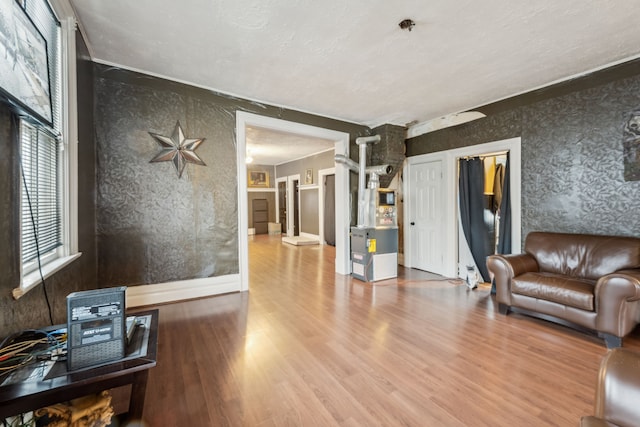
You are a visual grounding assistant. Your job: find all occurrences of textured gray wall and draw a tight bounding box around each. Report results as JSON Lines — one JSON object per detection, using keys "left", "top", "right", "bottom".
{"left": 0, "top": 32, "right": 97, "bottom": 337}
{"left": 95, "top": 73, "right": 239, "bottom": 285}
{"left": 371, "top": 124, "right": 406, "bottom": 188}
{"left": 407, "top": 74, "right": 640, "bottom": 239}
{"left": 94, "top": 65, "right": 370, "bottom": 288}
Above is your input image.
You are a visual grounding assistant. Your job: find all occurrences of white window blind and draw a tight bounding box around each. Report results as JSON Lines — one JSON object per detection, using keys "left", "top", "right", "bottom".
{"left": 20, "top": 122, "right": 61, "bottom": 264}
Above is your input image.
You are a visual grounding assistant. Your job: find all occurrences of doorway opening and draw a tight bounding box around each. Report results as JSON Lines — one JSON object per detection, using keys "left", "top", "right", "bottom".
{"left": 321, "top": 170, "right": 336, "bottom": 246}
{"left": 277, "top": 178, "right": 287, "bottom": 234}
{"left": 404, "top": 137, "right": 521, "bottom": 279}
{"left": 236, "top": 112, "right": 351, "bottom": 292}
{"left": 457, "top": 152, "right": 510, "bottom": 284}
{"left": 291, "top": 177, "right": 300, "bottom": 237}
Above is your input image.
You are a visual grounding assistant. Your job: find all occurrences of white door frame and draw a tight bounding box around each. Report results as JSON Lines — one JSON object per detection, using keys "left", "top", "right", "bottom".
{"left": 404, "top": 137, "right": 522, "bottom": 278}
{"left": 318, "top": 167, "right": 335, "bottom": 245}
{"left": 236, "top": 112, "right": 351, "bottom": 292}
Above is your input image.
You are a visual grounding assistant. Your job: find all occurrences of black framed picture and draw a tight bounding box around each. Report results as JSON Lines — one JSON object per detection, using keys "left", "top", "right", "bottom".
{"left": 0, "top": 0, "right": 52, "bottom": 125}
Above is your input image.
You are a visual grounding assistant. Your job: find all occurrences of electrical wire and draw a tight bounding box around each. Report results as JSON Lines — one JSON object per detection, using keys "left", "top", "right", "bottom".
{"left": 17, "top": 119, "right": 54, "bottom": 326}
{"left": 0, "top": 330, "right": 66, "bottom": 377}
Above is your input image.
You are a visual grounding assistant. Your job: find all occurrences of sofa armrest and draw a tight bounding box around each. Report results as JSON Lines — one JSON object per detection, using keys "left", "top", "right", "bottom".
{"left": 487, "top": 253, "right": 538, "bottom": 305}
{"left": 595, "top": 269, "right": 640, "bottom": 337}
{"left": 592, "top": 348, "right": 640, "bottom": 426}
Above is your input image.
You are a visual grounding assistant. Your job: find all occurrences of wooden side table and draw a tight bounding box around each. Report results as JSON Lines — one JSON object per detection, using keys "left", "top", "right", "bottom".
{"left": 0, "top": 309, "right": 158, "bottom": 422}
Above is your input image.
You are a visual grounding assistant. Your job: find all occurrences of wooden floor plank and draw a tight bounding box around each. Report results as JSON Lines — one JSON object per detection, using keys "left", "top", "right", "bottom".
{"left": 134, "top": 235, "right": 640, "bottom": 426}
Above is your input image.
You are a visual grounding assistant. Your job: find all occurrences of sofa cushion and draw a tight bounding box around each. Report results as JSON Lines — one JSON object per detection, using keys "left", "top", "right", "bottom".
{"left": 512, "top": 272, "right": 595, "bottom": 311}
{"left": 525, "top": 232, "right": 640, "bottom": 280}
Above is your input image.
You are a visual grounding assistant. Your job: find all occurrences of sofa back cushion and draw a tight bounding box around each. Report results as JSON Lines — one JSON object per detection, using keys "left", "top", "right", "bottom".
{"left": 525, "top": 232, "right": 640, "bottom": 280}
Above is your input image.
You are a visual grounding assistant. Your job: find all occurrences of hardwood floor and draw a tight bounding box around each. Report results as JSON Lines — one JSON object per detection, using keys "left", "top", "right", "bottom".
{"left": 135, "top": 235, "right": 640, "bottom": 426}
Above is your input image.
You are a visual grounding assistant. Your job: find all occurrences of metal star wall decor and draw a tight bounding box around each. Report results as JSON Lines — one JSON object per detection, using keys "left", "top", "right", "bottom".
{"left": 149, "top": 121, "right": 206, "bottom": 178}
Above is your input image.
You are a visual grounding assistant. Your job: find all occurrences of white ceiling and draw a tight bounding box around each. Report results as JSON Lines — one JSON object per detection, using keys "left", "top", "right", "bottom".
{"left": 69, "top": 0, "right": 640, "bottom": 153}
{"left": 246, "top": 126, "right": 334, "bottom": 165}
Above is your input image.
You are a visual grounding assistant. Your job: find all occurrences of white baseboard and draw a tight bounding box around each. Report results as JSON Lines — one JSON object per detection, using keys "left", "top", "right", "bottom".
{"left": 126, "top": 274, "right": 241, "bottom": 307}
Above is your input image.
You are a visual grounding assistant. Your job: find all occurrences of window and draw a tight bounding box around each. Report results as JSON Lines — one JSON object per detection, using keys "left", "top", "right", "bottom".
{"left": 20, "top": 122, "right": 61, "bottom": 272}
{"left": 14, "top": 0, "right": 79, "bottom": 298}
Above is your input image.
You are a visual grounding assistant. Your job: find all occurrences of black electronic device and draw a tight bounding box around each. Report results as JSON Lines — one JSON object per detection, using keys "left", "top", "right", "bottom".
{"left": 66, "top": 287, "right": 126, "bottom": 371}
{"left": 378, "top": 189, "right": 395, "bottom": 206}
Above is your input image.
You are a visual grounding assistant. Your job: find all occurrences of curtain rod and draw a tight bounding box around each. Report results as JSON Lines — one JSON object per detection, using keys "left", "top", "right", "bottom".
{"left": 460, "top": 150, "right": 508, "bottom": 160}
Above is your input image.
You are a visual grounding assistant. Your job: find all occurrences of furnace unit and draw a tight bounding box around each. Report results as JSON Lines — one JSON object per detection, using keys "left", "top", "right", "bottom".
{"left": 335, "top": 136, "right": 398, "bottom": 282}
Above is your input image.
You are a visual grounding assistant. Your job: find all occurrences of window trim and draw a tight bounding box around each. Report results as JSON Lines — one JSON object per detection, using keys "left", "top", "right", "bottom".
{"left": 13, "top": 7, "right": 80, "bottom": 299}
{"left": 15, "top": 253, "right": 82, "bottom": 299}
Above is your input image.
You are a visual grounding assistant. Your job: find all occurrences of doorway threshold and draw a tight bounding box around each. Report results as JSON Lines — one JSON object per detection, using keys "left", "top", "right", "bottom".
{"left": 282, "top": 236, "right": 319, "bottom": 246}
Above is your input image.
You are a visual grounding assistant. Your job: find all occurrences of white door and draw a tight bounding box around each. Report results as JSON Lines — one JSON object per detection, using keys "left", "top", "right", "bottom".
{"left": 409, "top": 160, "right": 445, "bottom": 274}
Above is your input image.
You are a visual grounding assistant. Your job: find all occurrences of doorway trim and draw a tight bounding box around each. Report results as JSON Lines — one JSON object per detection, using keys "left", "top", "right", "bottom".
{"left": 404, "top": 137, "right": 521, "bottom": 278}
{"left": 236, "top": 112, "right": 351, "bottom": 292}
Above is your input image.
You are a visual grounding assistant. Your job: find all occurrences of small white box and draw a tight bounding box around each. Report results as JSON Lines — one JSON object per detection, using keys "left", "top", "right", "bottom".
{"left": 268, "top": 222, "right": 281, "bottom": 235}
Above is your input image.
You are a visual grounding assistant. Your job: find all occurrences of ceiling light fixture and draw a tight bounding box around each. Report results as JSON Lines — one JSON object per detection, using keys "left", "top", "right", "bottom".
{"left": 399, "top": 19, "right": 415, "bottom": 31}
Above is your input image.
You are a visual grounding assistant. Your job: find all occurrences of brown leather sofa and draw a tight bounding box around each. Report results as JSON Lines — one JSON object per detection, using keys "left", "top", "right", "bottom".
{"left": 486, "top": 232, "right": 640, "bottom": 348}
{"left": 581, "top": 348, "right": 640, "bottom": 427}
